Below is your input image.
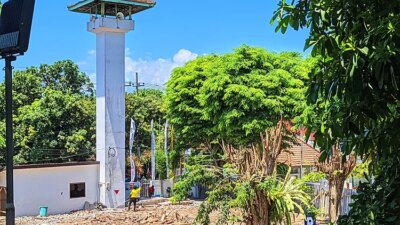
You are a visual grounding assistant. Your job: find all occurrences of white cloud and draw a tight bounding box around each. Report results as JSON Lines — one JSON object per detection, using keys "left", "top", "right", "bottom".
{"left": 125, "top": 49, "right": 198, "bottom": 85}
{"left": 173, "top": 49, "right": 198, "bottom": 64}
{"left": 80, "top": 48, "right": 198, "bottom": 86}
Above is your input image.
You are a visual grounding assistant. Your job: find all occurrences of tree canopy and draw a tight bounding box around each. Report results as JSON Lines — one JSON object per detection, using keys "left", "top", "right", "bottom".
{"left": 165, "top": 45, "right": 312, "bottom": 147}
{"left": 273, "top": 0, "right": 400, "bottom": 222}
{"left": 0, "top": 60, "right": 95, "bottom": 164}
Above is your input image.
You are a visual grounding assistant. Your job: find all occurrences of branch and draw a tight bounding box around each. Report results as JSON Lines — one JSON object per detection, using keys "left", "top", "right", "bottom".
{"left": 343, "top": 154, "right": 357, "bottom": 178}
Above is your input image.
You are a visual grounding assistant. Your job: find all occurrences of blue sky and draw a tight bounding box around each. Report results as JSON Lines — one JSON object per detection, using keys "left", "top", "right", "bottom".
{"left": 1, "top": 0, "right": 309, "bottom": 85}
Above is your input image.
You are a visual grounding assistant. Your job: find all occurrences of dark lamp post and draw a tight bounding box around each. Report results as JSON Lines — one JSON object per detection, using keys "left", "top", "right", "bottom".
{"left": 0, "top": 1, "right": 35, "bottom": 225}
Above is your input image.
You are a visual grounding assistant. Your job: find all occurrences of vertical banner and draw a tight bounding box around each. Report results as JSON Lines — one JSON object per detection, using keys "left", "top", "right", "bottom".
{"left": 129, "top": 119, "right": 136, "bottom": 181}
{"left": 164, "top": 120, "right": 169, "bottom": 178}
{"left": 151, "top": 119, "right": 156, "bottom": 180}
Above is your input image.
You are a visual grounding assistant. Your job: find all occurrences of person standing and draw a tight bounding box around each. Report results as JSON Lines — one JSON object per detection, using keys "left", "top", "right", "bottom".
{"left": 128, "top": 183, "right": 141, "bottom": 211}
{"left": 148, "top": 185, "right": 155, "bottom": 198}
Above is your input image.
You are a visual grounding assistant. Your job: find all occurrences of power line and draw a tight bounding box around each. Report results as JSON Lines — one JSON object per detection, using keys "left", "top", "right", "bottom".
{"left": 125, "top": 72, "right": 145, "bottom": 94}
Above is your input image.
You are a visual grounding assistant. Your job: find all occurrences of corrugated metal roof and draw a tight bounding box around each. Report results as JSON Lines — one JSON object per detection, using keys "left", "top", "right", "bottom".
{"left": 68, "top": 0, "right": 155, "bottom": 16}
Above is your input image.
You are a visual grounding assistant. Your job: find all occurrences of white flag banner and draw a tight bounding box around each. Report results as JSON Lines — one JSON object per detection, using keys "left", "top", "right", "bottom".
{"left": 151, "top": 119, "right": 156, "bottom": 180}
{"left": 164, "top": 120, "right": 169, "bottom": 178}
{"left": 129, "top": 119, "right": 136, "bottom": 182}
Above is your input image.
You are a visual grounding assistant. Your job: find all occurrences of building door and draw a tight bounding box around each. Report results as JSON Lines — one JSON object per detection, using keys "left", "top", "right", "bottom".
{"left": 0, "top": 187, "right": 6, "bottom": 212}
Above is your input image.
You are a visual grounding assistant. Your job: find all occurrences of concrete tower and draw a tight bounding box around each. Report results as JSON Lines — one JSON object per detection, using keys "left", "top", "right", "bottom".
{"left": 68, "top": 0, "right": 155, "bottom": 208}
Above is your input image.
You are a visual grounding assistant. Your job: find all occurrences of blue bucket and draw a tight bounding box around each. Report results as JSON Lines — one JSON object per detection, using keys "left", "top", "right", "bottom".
{"left": 39, "top": 207, "right": 48, "bottom": 217}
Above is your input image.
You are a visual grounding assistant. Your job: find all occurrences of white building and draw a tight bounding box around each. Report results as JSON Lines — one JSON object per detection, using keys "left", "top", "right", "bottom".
{"left": 0, "top": 161, "right": 99, "bottom": 217}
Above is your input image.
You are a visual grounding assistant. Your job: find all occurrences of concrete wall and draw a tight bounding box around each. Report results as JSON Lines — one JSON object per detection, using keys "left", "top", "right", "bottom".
{"left": 0, "top": 164, "right": 99, "bottom": 217}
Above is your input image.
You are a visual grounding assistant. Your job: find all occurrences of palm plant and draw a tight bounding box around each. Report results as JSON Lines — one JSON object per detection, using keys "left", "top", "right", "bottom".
{"left": 258, "top": 171, "right": 311, "bottom": 224}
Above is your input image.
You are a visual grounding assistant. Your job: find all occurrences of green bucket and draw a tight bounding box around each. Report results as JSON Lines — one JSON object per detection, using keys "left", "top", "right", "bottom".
{"left": 39, "top": 206, "right": 48, "bottom": 217}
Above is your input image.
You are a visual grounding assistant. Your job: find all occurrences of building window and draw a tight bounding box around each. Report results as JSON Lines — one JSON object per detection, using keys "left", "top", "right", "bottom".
{"left": 291, "top": 167, "right": 299, "bottom": 174}
{"left": 70, "top": 182, "right": 85, "bottom": 198}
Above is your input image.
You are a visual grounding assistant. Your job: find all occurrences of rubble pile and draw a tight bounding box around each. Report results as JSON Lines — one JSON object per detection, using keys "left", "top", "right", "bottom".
{"left": 4, "top": 200, "right": 212, "bottom": 225}
{"left": 0, "top": 200, "right": 325, "bottom": 224}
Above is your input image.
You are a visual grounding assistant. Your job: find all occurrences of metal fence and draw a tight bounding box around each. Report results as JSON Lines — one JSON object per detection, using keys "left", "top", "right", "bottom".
{"left": 140, "top": 182, "right": 150, "bottom": 198}
{"left": 307, "top": 181, "right": 356, "bottom": 216}
{"left": 125, "top": 180, "right": 172, "bottom": 199}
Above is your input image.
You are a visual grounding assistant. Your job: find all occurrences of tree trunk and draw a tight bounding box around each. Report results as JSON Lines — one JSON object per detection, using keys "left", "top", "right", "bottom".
{"left": 222, "top": 119, "right": 286, "bottom": 225}
{"left": 247, "top": 189, "right": 270, "bottom": 225}
{"left": 328, "top": 177, "right": 345, "bottom": 223}
{"left": 317, "top": 145, "right": 356, "bottom": 223}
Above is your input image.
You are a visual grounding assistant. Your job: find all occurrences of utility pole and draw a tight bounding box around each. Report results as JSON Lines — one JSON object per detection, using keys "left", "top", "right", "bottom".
{"left": 135, "top": 72, "right": 144, "bottom": 94}
{"left": 125, "top": 72, "right": 144, "bottom": 94}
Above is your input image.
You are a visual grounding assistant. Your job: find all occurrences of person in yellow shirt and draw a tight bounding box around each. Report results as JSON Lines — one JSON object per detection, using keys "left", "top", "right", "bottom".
{"left": 128, "top": 183, "right": 141, "bottom": 211}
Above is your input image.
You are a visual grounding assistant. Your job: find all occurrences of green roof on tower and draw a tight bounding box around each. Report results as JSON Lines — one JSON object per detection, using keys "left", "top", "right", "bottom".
{"left": 68, "top": 0, "right": 155, "bottom": 17}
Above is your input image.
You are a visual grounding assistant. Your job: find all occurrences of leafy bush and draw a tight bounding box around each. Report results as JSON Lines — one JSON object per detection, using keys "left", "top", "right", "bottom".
{"left": 172, "top": 157, "right": 314, "bottom": 225}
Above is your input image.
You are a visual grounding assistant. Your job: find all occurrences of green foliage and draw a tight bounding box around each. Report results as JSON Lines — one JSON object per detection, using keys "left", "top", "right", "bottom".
{"left": 272, "top": 0, "right": 400, "bottom": 223}
{"left": 126, "top": 89, "right": 164, "bottom": 151}
{"left": 0, "top": 59, "right": 168, "bottom": 182}
{"left": 298, "top": 172, "right": 326, "bottom": 220}
{"left": 13, "top": 88, "right": 95, "bottom": 163}
{"left": 0, "top": 121, "right": 4, "bottom": 149}
{"left": 338, "top": 156, "right": 400, "bottom": 224}
{"left": 200, "top": 47, "right": 308, "bottom": 145}
{"left": 259, "top": 173, "right": 311, "bottom": 224}
{"left": 276, "top": 163, "right": 290, "bottom": 178}
{"left": 272, "top": 0, "right": 400, "bottom": 166}
{"left": 172, "top": 159, "right": 313, "bottom": 225}
{"left": 166, "top": 45, "right": 312, "bottom": 147}
{"left": 302, "top": 171, "right": 326, "bottom": 183}
{"left": 165, "top": 55, "right": 219, "bottom": 151}
{"left": 155, "top": 149, "right": 167, "bottom": 179}
{"left": 0, "top": 60, "right": 95, "bottom": 165}
{"left": 125, "top": 89, "right": 166, "bottom": 178}
{"left": 231, "top": 181, "right": 254, "bottom": 209}
{"left": 171, "top": 158, "right": 217, "bottom": 203}
{"left": 167, "top": 46, "right": 313, "bottom": 224}
{"left": 0, "top": 120, "right": 5, "bottom": 163}
{"left": 350, "top": 160, "right": 370, "bottom": 179}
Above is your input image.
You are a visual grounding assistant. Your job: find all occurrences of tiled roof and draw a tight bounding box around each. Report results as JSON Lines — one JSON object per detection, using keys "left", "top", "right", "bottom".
{"left": 277, "top": 139, "right": 320, "bottom": 167}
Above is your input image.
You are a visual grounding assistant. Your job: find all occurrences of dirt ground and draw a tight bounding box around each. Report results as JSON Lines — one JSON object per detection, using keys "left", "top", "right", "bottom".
{"left": 1, "top": 200, "right": 210, "bottom": 225}
{"left": 0, "top": 199, "right": 328, "bottom": 225}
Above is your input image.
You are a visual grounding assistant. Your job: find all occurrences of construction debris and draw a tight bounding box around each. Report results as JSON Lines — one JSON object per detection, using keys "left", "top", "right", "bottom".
{"left": 0, "top": 200, "right": 209, "bottom": 225}
{"left": 0, "top": 200, "right": 325, "bottom": 225}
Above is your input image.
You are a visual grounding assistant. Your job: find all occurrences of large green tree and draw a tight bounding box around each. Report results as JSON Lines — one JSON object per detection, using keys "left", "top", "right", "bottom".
{"left": 0, "top": 60, "right": 95, "bottom": 165}
{"left": 166, "top": 46, "right": 314, "bottom": 224}
{"left": 273, "top": 0, "right": 400, "bottom": 223}
{"left": 165, "top": 55, "right": 219, "bottom": 152}
{"left": 14, "top": 89, "right": 95, "bottom": 163}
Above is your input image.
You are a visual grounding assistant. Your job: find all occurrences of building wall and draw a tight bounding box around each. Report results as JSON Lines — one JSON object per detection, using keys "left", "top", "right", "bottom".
{"left": 0, "top": 164, "right": 99, "bottom": 217}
